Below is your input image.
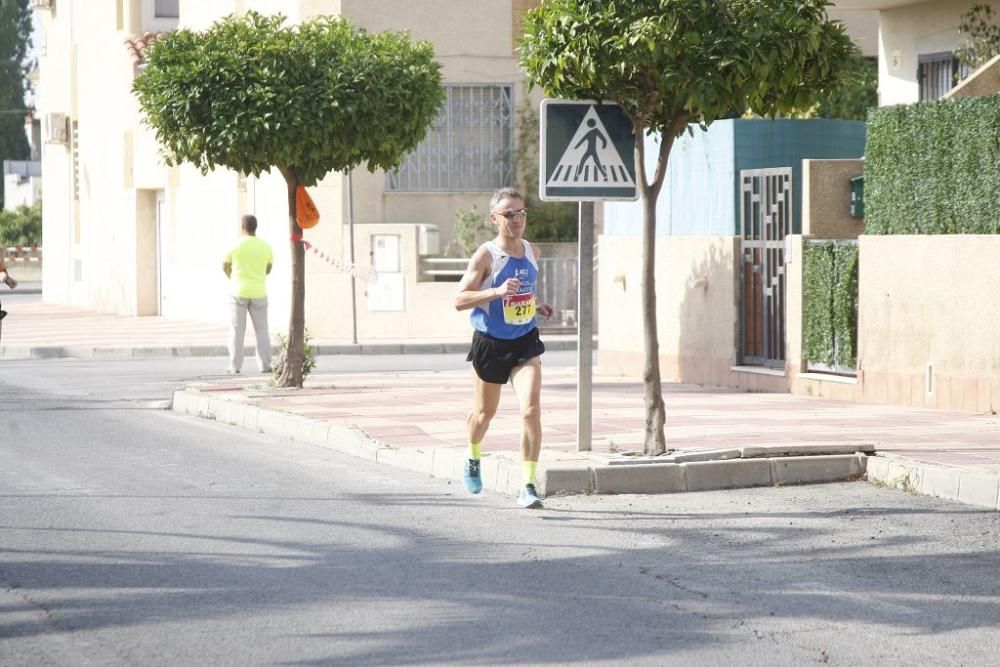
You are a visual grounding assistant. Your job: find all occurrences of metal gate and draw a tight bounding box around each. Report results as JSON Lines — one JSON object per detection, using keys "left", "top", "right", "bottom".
{"left": 739, "top": 168, "right": 792, "bottom": 367}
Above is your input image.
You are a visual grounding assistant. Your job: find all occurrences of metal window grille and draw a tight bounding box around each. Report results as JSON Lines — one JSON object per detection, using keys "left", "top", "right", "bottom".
{"left": 154, "top": 0, "right": 179, "bottom": 18}
{"left": 387, "top": 84, "right": 514, "bottom": 192}
{"left": 918, "top": 52, "right": 970, "bottom": 101}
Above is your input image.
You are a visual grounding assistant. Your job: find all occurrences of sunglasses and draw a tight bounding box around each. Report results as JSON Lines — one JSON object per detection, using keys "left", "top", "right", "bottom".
{"left": 493, "top": 208, "right": 528, "bottom": 220}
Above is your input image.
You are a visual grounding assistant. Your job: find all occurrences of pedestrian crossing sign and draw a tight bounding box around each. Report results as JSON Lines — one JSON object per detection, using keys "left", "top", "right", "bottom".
{"left": 539, "top": 100, "right": 638, "bottom": 201}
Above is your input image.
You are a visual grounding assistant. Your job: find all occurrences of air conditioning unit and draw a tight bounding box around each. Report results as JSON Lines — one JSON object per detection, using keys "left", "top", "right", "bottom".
{"left": 32, "top": 0, "right": 53, "bottom": 10}
{"left": 417, "top": 224, "right": 440, "bottom": 256}
{"left": 44, "top": 112, "right": 68, "bottom": 144}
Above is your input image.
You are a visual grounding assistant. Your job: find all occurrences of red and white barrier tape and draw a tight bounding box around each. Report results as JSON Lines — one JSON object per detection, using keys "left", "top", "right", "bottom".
{"left": 300, "top": 240, "right": 377, "bottom": 282}
{"left": 3, "top": 246, "right": 41, "bottom": 263}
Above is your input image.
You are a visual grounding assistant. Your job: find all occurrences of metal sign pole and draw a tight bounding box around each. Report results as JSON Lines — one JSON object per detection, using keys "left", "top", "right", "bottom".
{"left": 577, "top": 201, "right": 594, "bottom": 452}
{"left": 347, "top": 170, "right": 358, "bottom": 345}
{"left": 539, "top": 99, "right": 636, "bottom": 453}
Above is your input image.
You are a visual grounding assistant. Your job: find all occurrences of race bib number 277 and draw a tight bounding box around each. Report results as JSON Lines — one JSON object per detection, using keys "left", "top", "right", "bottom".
{"left": 503, "top": 292, "right": 536, "bottom": 325}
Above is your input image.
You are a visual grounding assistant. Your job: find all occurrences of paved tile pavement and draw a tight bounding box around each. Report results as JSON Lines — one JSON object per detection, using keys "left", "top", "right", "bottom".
{"left": 6, "top": 300, "right": 1000, "bottom": 508}
{"left": 191, "top": 368, "right": 1000, "bottom": 472}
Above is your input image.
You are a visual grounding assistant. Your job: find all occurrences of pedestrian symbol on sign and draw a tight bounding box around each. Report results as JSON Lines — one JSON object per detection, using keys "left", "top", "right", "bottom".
{"left": 540, "top": 100, "right": 637, "bottom": 201}
{"left": 547, "top": 107, "right": 635, "bottom": 189}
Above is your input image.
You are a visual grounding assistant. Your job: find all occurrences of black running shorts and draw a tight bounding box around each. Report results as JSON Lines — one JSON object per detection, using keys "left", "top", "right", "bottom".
{"left": 466, "top": 328, "right": 545, "bottom": 385}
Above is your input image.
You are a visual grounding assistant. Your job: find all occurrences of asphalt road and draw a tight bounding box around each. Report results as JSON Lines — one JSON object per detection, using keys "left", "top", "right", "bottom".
{"left": 2, "top": 360, "right": 999, "bottom": 665}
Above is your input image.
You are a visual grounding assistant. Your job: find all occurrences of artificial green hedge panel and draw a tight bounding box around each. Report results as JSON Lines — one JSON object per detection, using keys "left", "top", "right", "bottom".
{"left": 803, "top": 242, "right": 858, "bottom": 369}
{"left": 866, "top": 95, "right": 1000, "bottom": 234}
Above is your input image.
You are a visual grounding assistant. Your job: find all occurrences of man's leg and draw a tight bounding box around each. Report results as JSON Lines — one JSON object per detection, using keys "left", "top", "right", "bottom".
{"left": 248, "top": 296, "right": 271, "bottom": 372}
{"left": 510, "top": 356, "right": 543, "bottom": 508}
{"left": 468, "top": 373, "right": 502, "bottom": 445}
{"left": 227, "top": 296, "right": 248, "bottom": 373}
{"left": 463, "top": 372, "right": 502, "bottom": 494}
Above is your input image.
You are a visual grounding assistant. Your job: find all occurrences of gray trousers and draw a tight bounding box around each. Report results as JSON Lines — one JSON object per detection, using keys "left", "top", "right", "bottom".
{"left": 228, "top": 296, "right": 271, "bottom": 372}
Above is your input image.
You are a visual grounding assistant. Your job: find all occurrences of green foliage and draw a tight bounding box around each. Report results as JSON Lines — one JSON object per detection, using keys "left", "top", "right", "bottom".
{"left": 520, "top": 0, "right": 856, "bottom": 453}
{"left": 519, "top": 0, "right": 857, "bottom": 134}
{"left": 0, "top": 0, "right": 33, "bottom": 209}
{"left": 956, "top": 4, "right": 1000, "bottom": 74}
{"left": 133, "top": 12, "right": 445, "bottom": 186}
{"left": 447, "top": 206, "right": 493, "bottom": 257}
{"left": 271, "top": 330, "right": 316, "bottom": 384}
{"left": 803, "top": 241, "right": 857, "bottom": 369}
{"left": 865, "top": 96, "right": 1000, "bottom": 235}
{"left": 0, "top": 201, "right": 40, "bottom": 246}
{"left": 812, "top": 55, "right": 877, "bottom": 121}
{"left": 513, "top": 100, "right": 577, "bottom": 242}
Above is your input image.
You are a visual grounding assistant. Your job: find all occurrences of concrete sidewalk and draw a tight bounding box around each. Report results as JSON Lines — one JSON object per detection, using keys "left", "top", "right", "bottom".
{"left": 4, "top": 300, "right": 1000, "bottom": 509}
{"left": 171, "top": 367, "right": 1000, "bottom": 511}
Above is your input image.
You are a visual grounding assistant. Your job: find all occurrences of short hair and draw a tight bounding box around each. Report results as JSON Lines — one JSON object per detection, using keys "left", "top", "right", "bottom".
{"left": 489, "top": 187, "right": 524, "bottom": 211}
{"left": 241, "top": 214, "right": 258, "bottom": 234}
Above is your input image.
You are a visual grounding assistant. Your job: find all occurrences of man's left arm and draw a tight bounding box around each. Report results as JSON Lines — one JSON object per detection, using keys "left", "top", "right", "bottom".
{"left": 533, "top": 246, "right": 553, "bottom": 319}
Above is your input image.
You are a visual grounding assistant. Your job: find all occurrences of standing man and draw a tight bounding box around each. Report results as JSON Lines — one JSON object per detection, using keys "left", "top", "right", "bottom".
{"left": 455, "top": 188, "right": 553, "bottom": 509}
{"left": 223, "top": 214, "right": 272, "bottom": 374}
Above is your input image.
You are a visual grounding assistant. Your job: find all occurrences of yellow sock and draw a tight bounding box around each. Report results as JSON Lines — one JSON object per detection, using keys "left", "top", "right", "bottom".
{"left": 468, "top": 442, "right": 481, "bottom": 460}
{"left": 522, "top": 460, "right": 538, "bottom": 486}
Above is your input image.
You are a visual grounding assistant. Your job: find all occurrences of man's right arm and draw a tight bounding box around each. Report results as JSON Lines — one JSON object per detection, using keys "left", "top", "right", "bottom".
{"left": 455, "top": 247, "right": 520, "bottom": 311}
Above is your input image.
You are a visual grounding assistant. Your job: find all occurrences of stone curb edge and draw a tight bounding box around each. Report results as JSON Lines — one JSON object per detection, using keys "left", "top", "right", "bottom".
{"left": 1, "top": 338, "right": 579, "bottom": 360}
{"left": 865, "top": 455, "right": 1000, "bottom": 511}
{"left": 171, "top": 388, "right": 870, "bottom": 498}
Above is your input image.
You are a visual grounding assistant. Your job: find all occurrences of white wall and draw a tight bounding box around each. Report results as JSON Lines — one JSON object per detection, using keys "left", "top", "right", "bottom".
{"left": 878, "top": 0, "right": 1000, "bottom": 105}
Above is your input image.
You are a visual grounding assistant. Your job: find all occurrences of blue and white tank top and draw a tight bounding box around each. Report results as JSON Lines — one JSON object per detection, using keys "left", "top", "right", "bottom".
{"left": 470, "top": 240, "right": 539, "bottom": 339}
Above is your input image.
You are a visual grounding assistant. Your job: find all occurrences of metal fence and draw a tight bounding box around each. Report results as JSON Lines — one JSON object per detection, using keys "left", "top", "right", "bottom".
{"left": 420, "top": 255, "right": 579, "bottom": 333}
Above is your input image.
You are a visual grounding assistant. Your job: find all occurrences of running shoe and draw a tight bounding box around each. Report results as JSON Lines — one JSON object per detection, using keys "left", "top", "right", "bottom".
{"left": 463, "top": 458, "right": 482, "bottom": 494}
{"left": 517, "top": 484, "right": 543, "bottom": 509}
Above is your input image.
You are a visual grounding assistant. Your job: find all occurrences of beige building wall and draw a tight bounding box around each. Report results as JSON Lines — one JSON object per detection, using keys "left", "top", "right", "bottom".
{"left": 597, "top": 235, "right": 741, "bottom": 386}
{"left": 857, "top": 235, "right": 1000, "bottom": 413}
{"left": 340, "top": 0, "right": 530, "bottom": 243}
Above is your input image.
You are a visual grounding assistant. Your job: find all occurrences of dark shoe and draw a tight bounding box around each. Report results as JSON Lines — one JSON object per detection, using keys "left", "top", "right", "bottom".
{"left": 0, "top": 309, "right": 6, "bottom": 321}
{"left": 463, "top": 458, "right": 482, "bottom": 494}
{"left": 517, "top": 484, "right": 543, "bottom": 509}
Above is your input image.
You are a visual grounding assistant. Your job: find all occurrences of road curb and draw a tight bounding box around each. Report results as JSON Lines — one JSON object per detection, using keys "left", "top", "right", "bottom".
{"left": 2, "top": 337, "right": 580, "bottom": 360}
{"left": 172, "top": 388, "right": 873, "bottom": 498}
{"left": 865, "top": 455, "right": 1000, "bottom": 510}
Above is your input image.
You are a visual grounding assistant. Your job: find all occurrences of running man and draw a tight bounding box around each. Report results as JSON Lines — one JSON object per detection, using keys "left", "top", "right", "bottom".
{"left": 454, "top": 188, "right": 554, "bottom": 509}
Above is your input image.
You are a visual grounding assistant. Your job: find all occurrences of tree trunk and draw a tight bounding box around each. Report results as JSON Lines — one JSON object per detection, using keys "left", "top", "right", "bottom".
{"left": 640, "top": 189, "right": 667, "bottom": 455}
{"left": 634, "top": 113, "right": 686, "bottom": 456}
{"left": 277, "top": 167, "right": 306, "bottom": 388}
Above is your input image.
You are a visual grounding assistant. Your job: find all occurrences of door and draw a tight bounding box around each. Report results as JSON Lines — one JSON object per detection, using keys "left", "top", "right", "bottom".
{"left": 739, "top": 168, "right": 792, "bottom": 368}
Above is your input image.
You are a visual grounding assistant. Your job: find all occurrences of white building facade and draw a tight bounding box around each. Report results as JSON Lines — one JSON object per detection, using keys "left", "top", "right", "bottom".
{"left": 36, "top": 0, "right": 538, "bottom": 339}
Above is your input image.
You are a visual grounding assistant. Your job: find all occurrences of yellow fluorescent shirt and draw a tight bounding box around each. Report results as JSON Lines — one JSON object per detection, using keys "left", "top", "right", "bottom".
{"left": 226, "top": 236, "right": 272, "bottom": 298}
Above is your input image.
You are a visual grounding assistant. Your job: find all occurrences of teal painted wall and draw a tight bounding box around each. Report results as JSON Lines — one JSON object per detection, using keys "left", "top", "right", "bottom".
{"left": 733, "top": 119, "right": 866, "bottom": 234}
{"left": 603, "top": 119, "right": 866, "bottom": 236}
